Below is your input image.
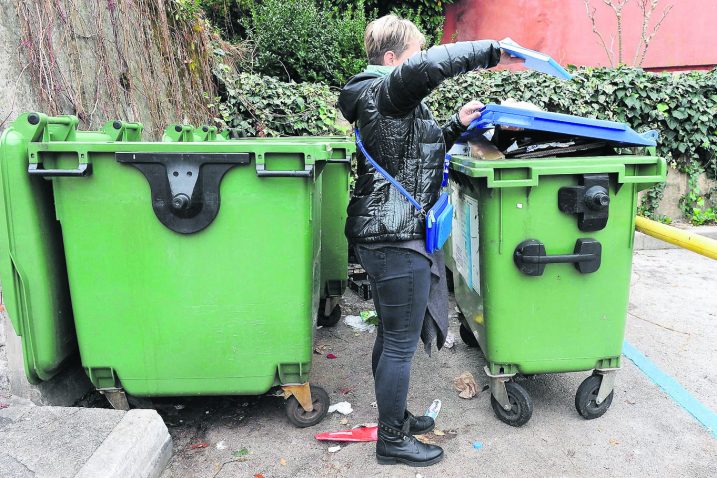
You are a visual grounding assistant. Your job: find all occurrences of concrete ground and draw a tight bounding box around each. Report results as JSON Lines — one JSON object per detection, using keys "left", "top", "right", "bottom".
{"left": 157, "top": 248, "right": 717, "bottom": 478}
{"left": 1, "top": 248, "right": 715, "bottom": 477}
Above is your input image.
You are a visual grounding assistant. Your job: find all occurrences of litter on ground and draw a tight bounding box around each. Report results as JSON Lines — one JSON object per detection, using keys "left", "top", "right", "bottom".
{"left": 454, "top": 371, "right": 480, "bottom": 399}
{"left": 328, "top": 401, "right": 353, "bottom": 415}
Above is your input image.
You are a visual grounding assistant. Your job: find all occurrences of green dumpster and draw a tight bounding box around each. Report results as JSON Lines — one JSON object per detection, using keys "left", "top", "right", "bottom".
{"left": 449, "top": 153, "right": 666, "bottom": 426}
{"left": 0, "top": 113, "right": 353, "bottom": 427}
{"left": 165, "top": 125, "right": 352, "bottom": 327}
{"left": 0, "top": 115, "right": 143, "bottom": 384}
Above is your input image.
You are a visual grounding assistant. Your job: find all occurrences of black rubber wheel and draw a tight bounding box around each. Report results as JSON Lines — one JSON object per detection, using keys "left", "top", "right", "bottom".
{"left": 490, "top": 381, "right": 533, "bottom": 427}
{"left": 317, "top": 300, "right": 341, "bottom": 327}
{"left": 575, "top": 374, "right": 614, "bottom": 420}
{"left": 459, "top": 323, "right": 479, "bottom": 348}
{"left": 285, "top": 385, "right": 330, "bottom": 428}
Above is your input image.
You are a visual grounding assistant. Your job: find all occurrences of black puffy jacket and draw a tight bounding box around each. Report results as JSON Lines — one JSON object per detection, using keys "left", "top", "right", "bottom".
{"left": 338, "top": 40, "right": 501, "bottom": 244}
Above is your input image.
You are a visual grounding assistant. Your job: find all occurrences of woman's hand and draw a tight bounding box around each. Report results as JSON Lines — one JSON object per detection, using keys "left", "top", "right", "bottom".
{"left": 458, "top": 100, "right": 485, "bottom": 127}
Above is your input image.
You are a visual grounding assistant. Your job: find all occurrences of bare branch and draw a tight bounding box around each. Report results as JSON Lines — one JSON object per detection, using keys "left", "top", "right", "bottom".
{"left": 584, "top": 0, "right": 616, "bottom": 66}
{"left": 601, "top": 0, "right": 630, "bottom": 64}
{"left": 638, "top": 3, "right": 674, "bottom": 66}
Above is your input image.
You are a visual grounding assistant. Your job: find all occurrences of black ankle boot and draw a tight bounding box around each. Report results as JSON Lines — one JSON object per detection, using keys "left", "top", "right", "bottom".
{"left": 376, "top": 421, "right": 444, "bottom": 467}
{"left": 405, "top": 410, "right": 435, "bottom": 434}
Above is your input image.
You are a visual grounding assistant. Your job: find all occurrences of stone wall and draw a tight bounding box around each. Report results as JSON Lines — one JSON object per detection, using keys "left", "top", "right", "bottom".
{"left": 1, "top": 0, "right": 220, "bottom": 138}
{"left": 641, "top": 167, "right": 717, "bottom": 222}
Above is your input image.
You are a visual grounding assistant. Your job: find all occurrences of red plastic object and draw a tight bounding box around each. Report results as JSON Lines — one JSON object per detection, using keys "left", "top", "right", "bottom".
{"left": 315, "top": 426, "right": 378, "bottom": 442}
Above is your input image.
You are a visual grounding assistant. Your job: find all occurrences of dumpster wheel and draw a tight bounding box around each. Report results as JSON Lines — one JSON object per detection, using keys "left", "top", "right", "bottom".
{"left": 575, "top": 374, "right": 614, "bottom": 420}
{"left": 490, "top": 382, "right": 533, "bottom": 427}
{"left": 285, "top": 385, "right": 330, "bottom": 428}
{"left": 317, "top": 299, "right": 342, "bottom": 327}
{"left": 459, "top": 323, "right": 479, "bottom": 348}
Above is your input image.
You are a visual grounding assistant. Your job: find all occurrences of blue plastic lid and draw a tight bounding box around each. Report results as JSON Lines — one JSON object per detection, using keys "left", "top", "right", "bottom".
{"left": 465, "top": 104, "right": 658, "bottom": 147}
{"left": 499, "top": 41, "right": 573, "bottom": 80}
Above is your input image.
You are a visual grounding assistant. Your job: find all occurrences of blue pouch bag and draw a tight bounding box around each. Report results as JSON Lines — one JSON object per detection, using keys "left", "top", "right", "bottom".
{"left": 355, "top": 128, "right": 453, "bottom": 254}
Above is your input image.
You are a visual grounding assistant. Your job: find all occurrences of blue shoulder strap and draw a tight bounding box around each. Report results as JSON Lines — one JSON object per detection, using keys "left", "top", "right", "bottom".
{"left": 354, "top": 128, "right": 425, "bottom": 214}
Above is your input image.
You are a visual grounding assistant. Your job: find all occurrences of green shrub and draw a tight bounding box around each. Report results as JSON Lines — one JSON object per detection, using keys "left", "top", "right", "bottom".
{"left": 245, "top": 0, "right": 367, "bottom": 86}
{"left": 386, "top": 0, "right": 454, "bottom": 46}
{"left": 198, "top": 0, "right": 254, "bottom": 39}
{"left": 215, "top": 71, "right": 340, "bottom": 136}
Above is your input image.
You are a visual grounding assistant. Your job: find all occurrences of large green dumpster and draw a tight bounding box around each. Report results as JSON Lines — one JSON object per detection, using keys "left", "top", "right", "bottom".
{"left": 450, "top": 153, "right": 666, "bottom": 426}
{"left": 0, "top": 113, "right": 353, "bottom": 427}
{"left": 165, "top": 125, "right": 353, "bottom": 327}
{"left": 0, "top": 114, "right": 143, "bottom": 384}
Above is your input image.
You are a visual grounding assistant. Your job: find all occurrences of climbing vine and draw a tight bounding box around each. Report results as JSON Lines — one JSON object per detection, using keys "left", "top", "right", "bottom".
{"left": 10, "top": 0, "right": 244, "bottom": 138}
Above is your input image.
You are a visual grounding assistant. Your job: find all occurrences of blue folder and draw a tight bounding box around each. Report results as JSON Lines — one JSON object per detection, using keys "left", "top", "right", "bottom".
{"left": 465, "top": 104, "right": 658, "bottom": 147}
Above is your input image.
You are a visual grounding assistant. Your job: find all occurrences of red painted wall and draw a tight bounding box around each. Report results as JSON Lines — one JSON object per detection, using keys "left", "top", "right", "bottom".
{"left": 442, "top": 0, "right": 717, "bottom": 71}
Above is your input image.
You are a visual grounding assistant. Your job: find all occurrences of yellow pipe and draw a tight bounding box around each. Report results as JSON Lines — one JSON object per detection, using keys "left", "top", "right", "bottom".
{"left": 635, "top": 216, "right": 717, "bottom": 260}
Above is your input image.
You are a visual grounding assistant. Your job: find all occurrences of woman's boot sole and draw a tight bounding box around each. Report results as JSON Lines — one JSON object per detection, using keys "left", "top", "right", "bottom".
{"left": 376, "top": 453, "right": 445, "bottom": 467}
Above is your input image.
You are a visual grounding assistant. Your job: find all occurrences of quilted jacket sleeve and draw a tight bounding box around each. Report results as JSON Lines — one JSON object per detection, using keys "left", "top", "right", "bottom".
{"left": 441, "top": 113, "right": 468, "bottom": 150}
{"left": 375, "top": 40, "right": 501, "bottom": 117}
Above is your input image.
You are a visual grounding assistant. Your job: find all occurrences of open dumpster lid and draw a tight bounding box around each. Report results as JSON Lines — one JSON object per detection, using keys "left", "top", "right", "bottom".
{"left": 499, "top": 41, "right": 573, "bottom": 79}
{"left": 465, "top": 104, "right": 658, "bottom": 147}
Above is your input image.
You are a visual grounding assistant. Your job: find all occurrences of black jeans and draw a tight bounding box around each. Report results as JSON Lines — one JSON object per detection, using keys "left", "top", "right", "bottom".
{"left": 355, "top": 245, "right": 432, "bottom": 428}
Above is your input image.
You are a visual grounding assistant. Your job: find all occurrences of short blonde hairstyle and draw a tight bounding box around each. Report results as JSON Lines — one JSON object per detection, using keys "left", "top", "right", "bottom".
{"left": 364, "top": 15, "right": 426, "bottom": 65}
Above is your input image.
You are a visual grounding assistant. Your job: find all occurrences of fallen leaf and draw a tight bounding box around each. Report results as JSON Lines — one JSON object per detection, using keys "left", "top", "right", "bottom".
{"left": 254, "top": 475, "right": 265, "bottom": 478}
{"left": 433, "top": 429, "right": 445, "bottom": 436}
{"left": 339, "top": 418, "right": 349, "bottom": 425}
{"left": 625, "top": 399, "right": 636, "bottom": 405}
{"left": 189, "top": 442, "right": 208, "bottom": 449}
{"left": 326, "top": 353, "right": 337, "bottom": 359}
{"left": 279, "top": 458, "right": 287, "bottom": 466}
{"left": 609, "top": 438, "right": 620, "bottom": 446}
{"left": 339, "top": 387, "right": 352, "bottom": 395}
{"left": 414, "top": 434, "right": 435, "bottom": 445}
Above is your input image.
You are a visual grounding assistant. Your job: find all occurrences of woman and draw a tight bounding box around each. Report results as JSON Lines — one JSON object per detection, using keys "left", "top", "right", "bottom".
{"left": 338, "top": 15, "right": 521, "bottom": 467}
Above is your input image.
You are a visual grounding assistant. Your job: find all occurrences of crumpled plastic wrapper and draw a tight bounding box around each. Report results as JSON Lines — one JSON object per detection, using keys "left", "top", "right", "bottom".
{"left": 454, "top": 372, "right": 479, "bottom": 399}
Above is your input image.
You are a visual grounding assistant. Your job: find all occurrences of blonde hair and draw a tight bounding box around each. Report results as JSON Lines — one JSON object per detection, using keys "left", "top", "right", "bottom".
{"left": 364, "top": 15, "right": 426, "bottom": 65}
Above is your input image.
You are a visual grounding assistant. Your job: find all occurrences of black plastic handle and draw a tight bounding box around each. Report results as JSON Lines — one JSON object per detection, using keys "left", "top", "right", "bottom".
{"left": 28, "top": 162, "right": 91, "bottom": 177}
{"left": 520, "top": 252, "right": 596, "bottom": 265}
{"left": 514, "top": 239, "right": 601, "bottom": 276}
{"left": 255, "top": 164, "right": 314, "bottom": 177}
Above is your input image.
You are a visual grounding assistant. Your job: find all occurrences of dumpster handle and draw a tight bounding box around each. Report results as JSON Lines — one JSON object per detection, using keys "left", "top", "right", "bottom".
{"left": 27, "top": 162, "right": 90, "bottom": 177}
{"left": 514, "top": 239, "right": 602, "bottom": 276}
{"left": 255, "top": 164, "right": 314, "bottom": 177}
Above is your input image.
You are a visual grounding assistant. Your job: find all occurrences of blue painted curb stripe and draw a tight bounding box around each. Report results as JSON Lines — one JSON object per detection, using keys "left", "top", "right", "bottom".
{"left": 623, "top": 340, "right": 717, "bottom": 439}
